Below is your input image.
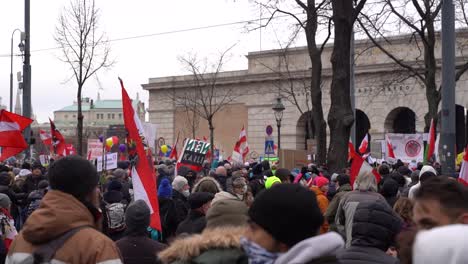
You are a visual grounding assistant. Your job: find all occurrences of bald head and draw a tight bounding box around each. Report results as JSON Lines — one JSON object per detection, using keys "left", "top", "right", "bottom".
{"left": 215, "top": 166, "right": 227, "bottom": 177}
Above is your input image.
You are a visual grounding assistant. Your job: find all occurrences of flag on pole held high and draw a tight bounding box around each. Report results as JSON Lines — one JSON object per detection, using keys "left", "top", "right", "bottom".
{"left": 169, "top": 132, "right": 180, "bottom": 160}
{"left": 349, "top": 144, "right": 381, "bottom": 187}
{"left": 0, "top": 110, "right": 33, "bottom": 161}
{"left": 49, "top": 118, "right": 67, "bottom": 156}
{"left": 120, "top": 78, "right": 161, "bottom": 232}
{"left": 424, "top": 118, "right": 436, "bottom": 164}
{"left": 39, "top": 129, "right": 52, "bottom": 146}
{"left": 232, "top": 126, "right": 249, "bottom": 163}
{"left": 386, "top": 135, "right": 396, "bottom": 159}
{"left": 358, "top": 133, "right": 369, "bottom": 154}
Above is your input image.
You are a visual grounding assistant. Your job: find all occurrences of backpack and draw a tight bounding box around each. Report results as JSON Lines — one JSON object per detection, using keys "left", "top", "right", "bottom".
{"left": 104, "top": 202, "right": 126, "bottom": 233}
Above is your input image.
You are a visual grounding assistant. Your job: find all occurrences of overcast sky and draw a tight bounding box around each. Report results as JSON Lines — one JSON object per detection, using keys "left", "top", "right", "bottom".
{"left": 0, "top": 0, "right": 307, "bottom": 123}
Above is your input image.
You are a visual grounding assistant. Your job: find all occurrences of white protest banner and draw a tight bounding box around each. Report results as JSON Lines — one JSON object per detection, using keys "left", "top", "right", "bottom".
{"left": 386, "top": 133, "right": 424, "bottom": 162}
{"left": 39, "top": 155, "right": 50, "bottom": 167}
{"left": 96, "top": 152, "right": 118, "bottom": 172}
{"left": 87, "top": 139, "right": 103, "bottom": 160}
{"left": 142, "top": 123, "right": 157, "bottom": 152}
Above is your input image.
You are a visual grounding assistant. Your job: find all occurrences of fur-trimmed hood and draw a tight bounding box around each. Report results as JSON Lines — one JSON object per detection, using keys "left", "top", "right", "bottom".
{"left": 158, "top": 226, "right": 246, "bottom": 263}
{"left": 192, "top": 177, "right": 222, "bottom": 194}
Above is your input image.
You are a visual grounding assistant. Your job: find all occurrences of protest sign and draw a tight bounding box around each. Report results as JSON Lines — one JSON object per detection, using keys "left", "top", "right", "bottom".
{"left": 96, "top": 152, "right": 118, "bottom": 172}
{"left": 177, "top": 139, "right": 211, "bottom": 172}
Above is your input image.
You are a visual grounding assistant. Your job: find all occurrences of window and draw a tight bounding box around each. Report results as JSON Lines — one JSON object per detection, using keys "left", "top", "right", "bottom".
{"left": 96, "top": 114, "right": 100, "bottom": 119}
{"left": 100, "top": 114, "right": 104, "bottom": 119}
{"left": 64, "top": 115, "right": 68, "bottom": 119}
{"left": 112, "top": 113, "right": 115, "bottom": 119}
{"left": 108, "top": 113, "right": 111, "bottom": 119}
{"left": 119, "top": 113, "right": 122, "bottom": 119}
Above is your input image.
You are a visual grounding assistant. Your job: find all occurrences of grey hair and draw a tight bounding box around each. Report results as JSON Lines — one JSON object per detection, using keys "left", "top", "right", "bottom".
{"left": 353, "top": 171, "right": 378, "bottom": 192}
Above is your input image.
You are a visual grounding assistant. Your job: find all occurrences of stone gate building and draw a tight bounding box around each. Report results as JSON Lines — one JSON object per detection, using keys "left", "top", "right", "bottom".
{"left": 143, "top": 31, "right": 468, "bottom": 159}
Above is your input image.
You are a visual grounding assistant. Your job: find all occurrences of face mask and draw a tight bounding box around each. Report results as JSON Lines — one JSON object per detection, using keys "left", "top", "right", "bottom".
{"left": 182, "top": 190, "right": 190, "bottom": 198}
{"left": 249, "top": 172, "right": 253, "bottom": 179}
{"left": 242, "top": 185, "right": 248, "bottom": 194}
{"left": 240, "top": 237, "right": 282, "bottom": 264}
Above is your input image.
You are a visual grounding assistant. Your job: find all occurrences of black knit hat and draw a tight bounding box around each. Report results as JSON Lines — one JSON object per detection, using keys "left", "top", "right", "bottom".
{"left": 48, "top": 155, "right": 98, "bottom": 200}
{"left": 126, "top": 200, "right": 150, "bottom": 233}
{"left": 248, "top": 184, "right": 323, "bottom": 248}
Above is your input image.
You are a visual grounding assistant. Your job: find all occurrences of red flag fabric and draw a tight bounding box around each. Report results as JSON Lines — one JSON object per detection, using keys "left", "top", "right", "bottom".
{"left": 49, "top": 118, "right": 66, "bottom": 156}
{"left": 350, "top": 154, "right": 381, "bottom": 187}
{"left": 39, "top": 129, "right": 52, "bottom": 146}
{"left": 0, "top": 110, "right": 33, "bottom": 161}
{"left": 426, "top": 118, "right": 436, "bottom": 162}
{"left": 169, "top": 133, "right": 180, "bottom": 160}
{"left": 358, "top": 134, "right": 368, "bottom": 154}
{"left": 386, "top": 135, "right": 396, "bottom": 159}
{"left": 348, "top": 140, "right": 356, "bottom": 161}
{"left": 65, "top": 144, "right": 76, "bottom": 156}
{"left": 459, "top": 146, "right": 468, "bottom": 186}
{"left": 120, "top": 78, "right": 161, "bottom": 231}
{"left": 239, "top": 126, "right": 249, "bottom": 160}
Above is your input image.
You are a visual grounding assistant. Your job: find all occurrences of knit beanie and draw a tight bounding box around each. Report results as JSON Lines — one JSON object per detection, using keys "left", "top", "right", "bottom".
{"left": 275, "top": 168, "right": 291, "bottom": 182}
{"left": 0, "top": 193, "right": 11, "bottom": 209}
{"left": 248, "top": 184, "right": 323, "bottom": 248}
{"left": 158, "top": 178, "right": 173, "bottom": 198}
{"left": 125, "top": 200, "right": 150, "bottom": 233}
{"left": 172, "top": 176, "right": 188, "bottom": 192}
{"left": 315, "top": 176, "right": 329, "bottom": 188}
{"left": 265, "top": 176, "right": 281, "bottom": 189}
{"left": 0, "top": 172, "right": 11, "bottom": 186}
{"left": 107, "top": 180, "right": 122, "bottom": 192}
{"left": 206, "top": 199, "right": 248, "bottom": 228}
{"left": 112, "top": 168, "right": 127, "bottom": 180}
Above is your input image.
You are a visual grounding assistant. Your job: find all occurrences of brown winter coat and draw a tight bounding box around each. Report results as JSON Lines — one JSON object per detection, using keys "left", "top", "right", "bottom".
{"left": 7, "top": 190, "right": 122, "bottom": 264}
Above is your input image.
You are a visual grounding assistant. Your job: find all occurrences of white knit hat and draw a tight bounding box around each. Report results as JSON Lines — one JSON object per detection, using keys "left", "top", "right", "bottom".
{"left": 172, "top": 176, "right": 188, "bottom": 191}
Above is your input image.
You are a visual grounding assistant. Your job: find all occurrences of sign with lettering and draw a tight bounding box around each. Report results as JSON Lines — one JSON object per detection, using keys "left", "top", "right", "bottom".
{"left": 177, "top": 139, "right": 211, "bottom": 172}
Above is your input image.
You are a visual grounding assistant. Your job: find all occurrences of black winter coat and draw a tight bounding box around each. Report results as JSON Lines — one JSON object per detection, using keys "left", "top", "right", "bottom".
{"left": 158, "top": 197, "right": 178, "bottom": 243}
{"left": 338, "top": 246, "right": 399, "bottom": 264}
{"left": 101, "top": 190, "right": 126, "bottom": 241}
{"left": 175, "top": 210, "right": 206, "bottom": 236}
{"left": 21, "top": 175, "right": 47, "bottom": 194}
{"left": 172, "top": 190, "right": 189, "bottom": 224}
{"left": 116, "top": 235, "right": 167, "bottom": 264}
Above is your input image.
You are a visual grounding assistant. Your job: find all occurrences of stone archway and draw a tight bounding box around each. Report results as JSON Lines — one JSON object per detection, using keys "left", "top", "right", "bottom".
{"left": 296, "top": 112, "right": 314, "bottom": 150}
{"left": 385, "top": 107, "right": 416, "bottom": 133}
{"left": 356, "top": 109, "right": 371, "bottom": 148}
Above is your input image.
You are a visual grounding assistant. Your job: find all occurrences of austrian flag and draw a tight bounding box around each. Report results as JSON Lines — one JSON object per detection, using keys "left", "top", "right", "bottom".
{"left": 0, "top": 110, "right": 33, "bottom": 161}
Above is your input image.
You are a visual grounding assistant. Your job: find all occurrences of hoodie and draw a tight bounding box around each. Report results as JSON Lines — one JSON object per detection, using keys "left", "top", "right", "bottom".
{"left": 408, "top": 165, "right": 437, "bottom": 199}
{"left": 273, "top": 232, "right": 344, "bottom": 264}
{"left": 7, "top": 190, "right": 122, "bottom": 264}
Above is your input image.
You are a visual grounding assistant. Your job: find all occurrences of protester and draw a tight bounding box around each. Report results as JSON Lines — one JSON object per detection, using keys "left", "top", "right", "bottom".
{"left": 0, "top": 172, "right": 26, "bottom": 230}
{"left": 0, "top": 193, "right": 18, "bottom": 263}
{"left": 214, "top": 166, "right": 228, "bottom": 191}
{"left": 412, "top": 224, "right": 468, "bottom": 264}
{"left": 192, "top": 176, "right": 222, "bottom": 194}
{"left": 116, "top": 200, "right": 167, "bottom": 264}
{"left": 412, "top": 176, "right": 468, "bottom": 230}
{"left": 338, "top": 199, "right": 402, "bottom": 264}
{"left": 158, "top": 178, "right": 178, "bottom": 243}
{"left": 25, "top": 180, "right": 49, "bottom": 219}
{"left": 176, "top": 192, "right": 214, "bottom": 236}
{"left": 101, "top": 180, "right": 127, "bottom": 241}
{"left": 172, "top": 176, "right": 190, "bottom": 226}
{"left": 21, "top": 164, "right": 46, "bottom": 194}
{"left": 401, "top": 170, "right": 419, "bottom": 197}
{"left": 336, "top": 171, "right": 386, "bottom": 247}
{"left": 310, "top": 176, "right": 330, "bottom": 234}
{"left": 242, "top": 184, "right": 344, "bottom": 264}
{"left": 380, "top": 178, "right": 399, "bottom": 208}
{"left": 327, "top": 173, "right": 339, "bottom": 200}
{"left": 408, "top": 165, "right": 437, "bottom": 199}
{"left": 249, "top": 163, "right": 266, "bottom": 197}
{"left": 393, "top": 197, "right": 415, "bottom": 230}
{"left": 326, "top": 174, "right": 352, "bottom": 228}
{"left": 275, "top": 168, "right": 292, "bottom": 183}
{"left": 264, "top": 176, "right": 281, "bottom": 190}
{"left": 158, "top": 199, "right": 249, "bottom": 264}
{"left": 7, "top": 155, "right": 122, "bottom": 264}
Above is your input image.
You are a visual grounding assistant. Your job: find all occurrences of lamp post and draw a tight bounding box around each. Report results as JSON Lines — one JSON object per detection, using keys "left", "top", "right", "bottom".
{"left": 10, "top": 29, "right": 24, "bottom": 112}
{"left": 272, "top": 97, "right": 285, "bottom": 150}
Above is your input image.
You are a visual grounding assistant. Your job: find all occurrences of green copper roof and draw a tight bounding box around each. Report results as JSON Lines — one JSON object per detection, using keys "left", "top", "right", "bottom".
{"left": 55, "top": 99, "right": 139, "bottom": 112}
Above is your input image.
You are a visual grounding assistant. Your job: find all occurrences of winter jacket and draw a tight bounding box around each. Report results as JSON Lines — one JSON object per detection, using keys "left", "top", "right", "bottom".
{"left": 380, "top": 179, "right": 399, "bottom": 208}
{"left": 158, "top": 227, "right": 248, "bottom": 264}
{"left": 213, "top": 175, "right": 227, "bottom": 191}
{"left": 335, "top": 190, "right": 387, "bottom": 248}
{"left": 158, "top": 197, "right": 179, "bottom": 243}
{"left": 101, "top": 190, "right": 127, "bottom": 241}
{"left": 274, "top": 232, "right": 344, "bottom": 264}
{"left": 21, "top": 175, "right": 47, "bottom": 195}
{"left": 172, "top": 190, "right": 189, "bottom": 225}
{"left": 116, "top": 235, "right": 167, "bottom": 264}
{"left": 249, "top": 175, "right": 265, "bottom": 197}
{"left": 7, "top": 190, "right": 122, "bottom": 264}
{"left": 337, "top": 199, "right": 401, "bottom": 264}
{"left": 310, "top": 186, "right": 330, "bottom": 234}
{"left": 326, "top": 184, "right": 352, "bottom": 226}
{"left": 176, "top": 210, "right": 207, "bottom": 236}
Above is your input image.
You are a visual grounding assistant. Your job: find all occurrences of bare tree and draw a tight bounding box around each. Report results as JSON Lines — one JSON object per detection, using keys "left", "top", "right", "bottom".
{"left": 55, "top": 0, "right": 112, "bottom": 156}
{"left": 358, "top": 0, "right": 468, "bottom": 132}
{"left": 256, "top": 0, "right": 332, "bottom": 165}
{"left": 170, "top": 46, "right": 239, "bottom": 157}
{"left": 327, "top": 0, "right": 367, "bottom": 172}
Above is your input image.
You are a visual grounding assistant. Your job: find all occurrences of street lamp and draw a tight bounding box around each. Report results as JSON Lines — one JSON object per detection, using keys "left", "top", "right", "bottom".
{"left": 272, "top": 97, "right": 285, "bottom": 150}
{"left": 10, "top": 29, "right": 24, "bottom": 112}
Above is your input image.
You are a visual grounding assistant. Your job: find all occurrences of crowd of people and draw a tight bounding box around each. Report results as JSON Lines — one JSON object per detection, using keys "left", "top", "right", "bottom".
{"left": 0, "top": 155, "right": 466, "bottom": 263}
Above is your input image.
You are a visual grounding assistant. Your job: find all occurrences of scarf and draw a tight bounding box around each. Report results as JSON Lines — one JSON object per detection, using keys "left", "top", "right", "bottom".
{"left": 0, "top": 208, "right": 17, "bottom": 251}
{"left": 240, "top": 237, "right": 282, "bottom": 264}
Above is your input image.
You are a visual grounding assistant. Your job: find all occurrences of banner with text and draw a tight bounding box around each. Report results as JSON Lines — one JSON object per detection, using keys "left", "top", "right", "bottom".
{"left": 96, "top": 152, "right": 118, "bottom": 172}
{"left": 87, "top": 139, "right": 103, "bottom": 160}
{"left": 177, "top": 139, "right": 211, "bottom": 172}
{"left": 386, "top": 133, "right": 424, "bottom": 162}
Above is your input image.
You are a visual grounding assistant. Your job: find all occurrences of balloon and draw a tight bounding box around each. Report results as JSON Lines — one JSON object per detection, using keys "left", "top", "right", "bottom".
{"left": 119, "top": 144, "right": 126, "bottom": 152}
{"left": 161, "top": 145, "right": 168, "bottom": 154}
{"left": 98, "top": 135, "right": 104, "bottom": 143}
{"left": 106, "top": 138, "right": 114, "bottom": 149}
{"left": 112, "top": 136, "right": 119, "bottom": 145}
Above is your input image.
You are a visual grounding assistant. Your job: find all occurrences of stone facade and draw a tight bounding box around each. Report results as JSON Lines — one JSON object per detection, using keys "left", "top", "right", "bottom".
{"left": 143, "top": 31, "right": 468, "bottom": 158}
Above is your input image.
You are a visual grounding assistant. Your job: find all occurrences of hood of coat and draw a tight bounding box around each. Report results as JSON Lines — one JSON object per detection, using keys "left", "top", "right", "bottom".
{"left": 158, "top": 226, "right": 246, "bottom": 263}
{"left": 338, "top": 183, "right": 352, "bottom": 192}
{"left": 192, "top": 177, "right": 222, "bottom": 194}
{"left": 21, "top": 190, "right": 95, "bottom": 244}
{"left": 274, "top": 232, "right": 345, "bottom": 264}
{"left": 310, "top": 186, "right": 325, "bottom": 197}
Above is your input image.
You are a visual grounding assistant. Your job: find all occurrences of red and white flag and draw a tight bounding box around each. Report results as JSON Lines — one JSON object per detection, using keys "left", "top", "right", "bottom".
{"left": 49, "top": 118, "right": 66, "bottom": 156}
{"left": 232, "top": 126, "right": 250, "bottom": 163}
{"left": 350, "top": 146, "right": 381, "bottom": 187}
{"left": 358, "top": 134, "right": 369, "bottom": 154}
{"left": 39, "top": 129, "right": 52, "bottom": 146}
{"left": 120, "top": 78, "right": 161, "bottom": 232}
{"left": 0, "top": 110, "right": 33, "bottom": 161}
{"left": 459, "top": 146, "right": 468, "bottom": 186}
{"left": 386, "top": 135, "right": 396, "bottom": 159}
{"left": 425, "top": 118, "right": 436, "bottom": 163}
{"left": 169, "top": 132, "right": 180, "bottom": 160}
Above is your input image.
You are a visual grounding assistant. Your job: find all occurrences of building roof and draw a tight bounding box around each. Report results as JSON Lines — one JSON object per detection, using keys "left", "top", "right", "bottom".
{"left": 55, "top": 99, "right": 138, "bottom": 112}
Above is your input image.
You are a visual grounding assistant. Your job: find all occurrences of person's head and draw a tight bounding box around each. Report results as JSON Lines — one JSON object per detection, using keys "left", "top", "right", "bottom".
{"left": 315, "top": 176, "right": 329, "bottom": 193}
{"left": 391, "top": 172, "right": 406, "bottom": 188}
{"left": 188, "top": 192, "right": 214, "bottom": 215}
{"left": 215, "top": 166, "right": 227, "bottom": 177}
{"left": 354, "top": 171, "right": 378, "bottom": 192}
{"left": 0, "top": 172, "right": 11, "bottom": 186}
{"left": 378, "top": 164, "right": 390, "bottom": 176}
{"left": 419, "top": 171, "right": 436, "bottom": 183}
{"left": 112, "top": 168, "right": 128, "bottom": 181}
{"left": 48, "top": 155, "right": 99, "bottom": 205}
{"left": 393, "top": 197, "right": 414, "bottom": 225}
{"left": 31, "top": 164, "right": 43, "bottom": 178}
{"left": 231, "top": 176, "right": 247, "bottom": 197}
{"left": 206, "top": 199, "right": 248, "bottom": 228}
{"left": 330, "top": 173, "right": 339, "bottom": 184}
{"left": 172, "top": 176, "right": 190, "bottom": 197}
{"left": 264, "top": 176, "right": 281, "bottom": 189}
{"left": 275, "top": 168, "right": 292, "bottom": 183}
{"left": 246, "top": 184, "right": 323, "bottom": 253}
{"left": 398, "top": 166, "right": 412, "bottom": 177}
{"left": 411, "top": 170, "right": 420, "bottom": 184}
{"left": 336, "top": 174, "right": 350, "bottom": 189}
{"left": 261, "top": 160, "right": 270, "bottom": 171}
{"left": 381, "top": 178, "right": 399, "bottom": 198}
{"left": 107, "top": 180, "right": 122, "bottom": 192}
{"left": 413, "top": 177, "right": 468, "bottom": 230}
{"left": 158, "top": 178, "right": 173, "bottom": 199}
{"left": 125, "top": 200, "right": 151, "bottom": 236}
{"left": 193, "top": 177, "right": 221, "bottom": 194}
{"left": 0, "top": 193, "right": 11, "bottom": 211}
